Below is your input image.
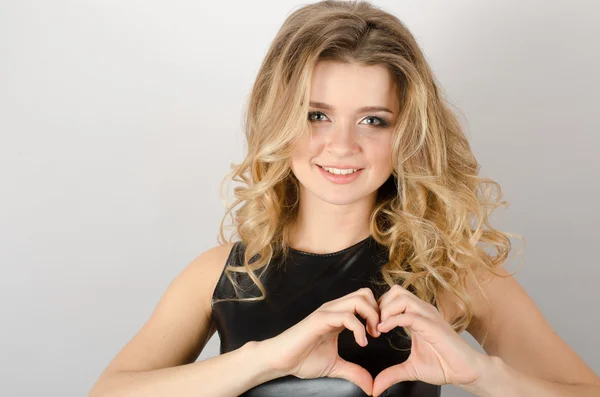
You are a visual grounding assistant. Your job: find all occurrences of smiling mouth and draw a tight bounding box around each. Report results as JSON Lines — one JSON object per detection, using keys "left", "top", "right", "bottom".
{"left": 316, "top": 164, "right": 365, "bottom": 175}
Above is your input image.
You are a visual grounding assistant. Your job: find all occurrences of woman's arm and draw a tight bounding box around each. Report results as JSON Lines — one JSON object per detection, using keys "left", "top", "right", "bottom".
{"left": 461, "top": 355, "right": 600, "bottom": 397}
{"left": 89, "top": 340, "right": 282, "bottom": 397}
{"left": 89, "top": 243, "right": 285, "bottom": 397}
{"left": 459, "top": 265, "right": 600, "bottom": 396}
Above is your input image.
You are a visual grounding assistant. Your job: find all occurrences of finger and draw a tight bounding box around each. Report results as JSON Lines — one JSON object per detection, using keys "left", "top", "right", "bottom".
{"left": 352, "top": 288, "right": 381, "bottom": 335}
{"left": 372, "top": 362, "right": 415, "bottom": 397}
{"left": 329, "top": 356, "right": 374, "bottom": 396}
{"left": 379, "top": 294, "right": 410, "bottom": 323}
{"left": 329, "top": 287, "right": 376, "bottom": 307}
{"left": 323, "top": 295, "right": 380, "bottom": 338}
{"left": 321, "top": 311, "right": 368, "bottom": 347}
{"left": 377, "top": 312, "right": 432, "bottom": 334}
{"left": 377, "top": 284, "right": 413, "bottom": 308}
{"left": 353, "top": 287, "right": 379, "bottom": 314}
{"left": 380, "top": 293, "right": 438, "bottom": 323}
{"left": 349, "top": 296, "right": 381, "bottom": 338}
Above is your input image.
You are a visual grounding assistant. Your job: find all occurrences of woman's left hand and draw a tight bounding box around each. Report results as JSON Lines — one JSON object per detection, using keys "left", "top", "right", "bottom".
{"left": 372, "top": 284, "right": 488, "bottom": 397}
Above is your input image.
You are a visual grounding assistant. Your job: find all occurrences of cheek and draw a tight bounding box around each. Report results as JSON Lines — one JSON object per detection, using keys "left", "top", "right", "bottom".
{"left": 290, "top": 134, "right": 315, "bottom": 173}
{"left": 306, "top": 134, "right": 325, "bottom": 157}
{"left": 293, "top": 133, "right": 325, "bottom": 162}
{"left": 368, "top": 135, "right": 394, "bottom": 170}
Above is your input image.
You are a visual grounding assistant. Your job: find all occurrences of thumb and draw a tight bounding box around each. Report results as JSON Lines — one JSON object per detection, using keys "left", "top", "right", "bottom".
{"left": 328, "top": 356, "right": 374, "bottom": 396}
{"left": 372, "top": 361, "right": 415, "bottom": 397}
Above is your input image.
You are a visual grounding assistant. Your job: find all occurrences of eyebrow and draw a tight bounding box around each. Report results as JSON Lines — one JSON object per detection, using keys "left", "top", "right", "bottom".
{"left": 309, "top": 101, "right": 394, "bottom": 114}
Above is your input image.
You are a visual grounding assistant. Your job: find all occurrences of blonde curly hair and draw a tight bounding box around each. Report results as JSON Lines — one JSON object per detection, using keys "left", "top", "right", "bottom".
{"left": 215, "top": 0, "right": 525, "bottom": 346}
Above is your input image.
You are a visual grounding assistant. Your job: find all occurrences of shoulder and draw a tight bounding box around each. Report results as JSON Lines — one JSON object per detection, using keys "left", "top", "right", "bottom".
{"left": 435, "top": 263, "right": 501, "bottom": 327}
{"left": 191, "top": 242, "right": 238, "bottom": 273}
{"left": 95, "top": 242, "right": 239, "bottom": 375}
{"left": 179, "top": 242, "right": 238, "bottom": 311}
{"left": 194, "top": 242, "right": 238, "bottom": 284}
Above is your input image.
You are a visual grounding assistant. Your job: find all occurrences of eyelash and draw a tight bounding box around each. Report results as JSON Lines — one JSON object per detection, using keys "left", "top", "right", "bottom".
{"left": 307, "top": 111, "right": 389, "bottom": 128}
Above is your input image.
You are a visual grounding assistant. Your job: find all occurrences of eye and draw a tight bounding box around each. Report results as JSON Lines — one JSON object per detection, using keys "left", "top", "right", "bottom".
{"left": 308, "top": 111, "right": 329, "bottom": 122}
{"left": 360, "top": 116, "right": 389, "bottom": 128}
{"left": 307, "top": 111, "right": 390, "bottom": 128}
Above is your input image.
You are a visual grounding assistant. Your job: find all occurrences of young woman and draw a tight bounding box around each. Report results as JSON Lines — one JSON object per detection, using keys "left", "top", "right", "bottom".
{"left": 89, "top": 1, "right": 600, "bottom": 396}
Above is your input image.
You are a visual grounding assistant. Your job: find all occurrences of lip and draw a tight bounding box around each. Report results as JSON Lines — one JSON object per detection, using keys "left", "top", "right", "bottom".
{"left": 317, "top": 164, "right": 364, "bottom": 170}
{"left": 317, "top": 164, "right": 364, "bottom": 184}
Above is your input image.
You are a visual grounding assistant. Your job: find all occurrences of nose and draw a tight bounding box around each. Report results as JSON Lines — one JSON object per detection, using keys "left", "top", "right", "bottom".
{"left": 325, "top": 120, "right": 359, "bottom": 157}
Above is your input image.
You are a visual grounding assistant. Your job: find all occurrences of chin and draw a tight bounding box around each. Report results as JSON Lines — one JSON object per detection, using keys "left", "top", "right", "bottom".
{"left": 313, "top": 188, "right": 374, "bottom": 206}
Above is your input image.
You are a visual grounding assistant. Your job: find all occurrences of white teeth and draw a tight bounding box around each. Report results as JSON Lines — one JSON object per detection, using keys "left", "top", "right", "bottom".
{"left": 322, "top": 167, "right": 359, "bottom": 175}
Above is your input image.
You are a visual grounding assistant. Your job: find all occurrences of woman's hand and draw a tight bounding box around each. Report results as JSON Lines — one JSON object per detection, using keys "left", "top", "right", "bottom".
{"left": 260, "top": 287, "right": 381, "bottom": 395}
{"left": 372, "top": 284, "right": 487, "bottom": 397}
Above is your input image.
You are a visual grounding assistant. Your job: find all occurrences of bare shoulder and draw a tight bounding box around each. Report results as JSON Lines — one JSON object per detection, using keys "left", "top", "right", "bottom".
{"left": 185, "top": 242, "right": 237, "bottom": 308}
{"left": 96, "top": 242, "right": 236, "bottom": 377}
{"left": 435, "top": 263, "right": 497, "bottom": 327}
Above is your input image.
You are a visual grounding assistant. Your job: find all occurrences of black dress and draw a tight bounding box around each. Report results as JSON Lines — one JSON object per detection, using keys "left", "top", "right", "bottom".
{"left": 211, "top": 235, "right": 441, "bottom": 397}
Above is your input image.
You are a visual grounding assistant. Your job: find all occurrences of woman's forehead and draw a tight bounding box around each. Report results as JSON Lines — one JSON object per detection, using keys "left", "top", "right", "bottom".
{"left": 309, "top": 60, "right": 398, "bottom": 112}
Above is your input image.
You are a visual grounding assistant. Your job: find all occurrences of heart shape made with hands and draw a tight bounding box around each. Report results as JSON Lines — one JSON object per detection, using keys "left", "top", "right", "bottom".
{"left": 333, "top": 284, "right": 487, "bottom": 397}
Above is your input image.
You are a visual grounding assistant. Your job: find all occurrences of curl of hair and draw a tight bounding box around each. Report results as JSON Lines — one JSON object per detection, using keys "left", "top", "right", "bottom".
{"left": 215, "top": 0, "right": 525, "bottom": 348}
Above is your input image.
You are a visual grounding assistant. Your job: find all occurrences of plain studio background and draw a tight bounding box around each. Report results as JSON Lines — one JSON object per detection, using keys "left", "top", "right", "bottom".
{"left": 1, "top": 1, "right": 599, "bottom": 396}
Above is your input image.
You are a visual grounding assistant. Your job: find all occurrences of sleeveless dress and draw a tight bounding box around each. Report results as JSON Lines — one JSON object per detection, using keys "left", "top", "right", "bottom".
{"left": 211, "top": 235, "right": 441, "bottom": 397}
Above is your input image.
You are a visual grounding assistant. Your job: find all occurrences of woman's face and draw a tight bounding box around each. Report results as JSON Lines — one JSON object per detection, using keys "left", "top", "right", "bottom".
{"left": 290, "top": 60, "right": 398, "bottom": 207}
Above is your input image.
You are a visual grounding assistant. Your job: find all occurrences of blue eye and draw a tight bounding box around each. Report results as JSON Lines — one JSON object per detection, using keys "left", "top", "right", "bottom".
{"left": 307, "top": 111, "right": 389, "bottom": 128}
{"left": 361, "top": 116, "right": 389, "bottom": 128}
{"left": 308, "top": 111, "right": 329, "bottom": 122}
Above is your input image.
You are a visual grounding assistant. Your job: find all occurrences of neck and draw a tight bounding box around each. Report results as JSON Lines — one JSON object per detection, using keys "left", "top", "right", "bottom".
{"left": 287, "top": 187, "right": 377, "bottom": 255}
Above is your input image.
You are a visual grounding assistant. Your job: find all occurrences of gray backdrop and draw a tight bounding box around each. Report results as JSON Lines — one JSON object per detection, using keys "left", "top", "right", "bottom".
{"left": 1, "top": 1, "right": 598, "bottom": 396}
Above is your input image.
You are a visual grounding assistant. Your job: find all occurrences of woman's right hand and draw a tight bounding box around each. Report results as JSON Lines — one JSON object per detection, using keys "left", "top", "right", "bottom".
{"left": 259, "top": 287, "right": 382, "bottom": 395}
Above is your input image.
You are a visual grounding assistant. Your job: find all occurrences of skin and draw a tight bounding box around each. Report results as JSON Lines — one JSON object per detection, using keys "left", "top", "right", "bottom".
{"left": 288, "top": 59, "right": 398, "bottom": 254}
{"left": 285, "top": 59, "right": 600, "bottom": 396}
{"left": 89, "top": 60, "right": 600, "bottom": 397}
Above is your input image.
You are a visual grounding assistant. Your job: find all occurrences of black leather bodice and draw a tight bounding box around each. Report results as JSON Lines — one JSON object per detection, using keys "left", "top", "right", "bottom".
{"left": 211, "top": 236, "right": 441, "bottom": 397}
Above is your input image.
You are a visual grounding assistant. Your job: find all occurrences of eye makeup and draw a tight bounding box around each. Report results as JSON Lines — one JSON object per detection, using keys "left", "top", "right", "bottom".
{"left": 307, "top": 111, "right": 390, "bottom": 128}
